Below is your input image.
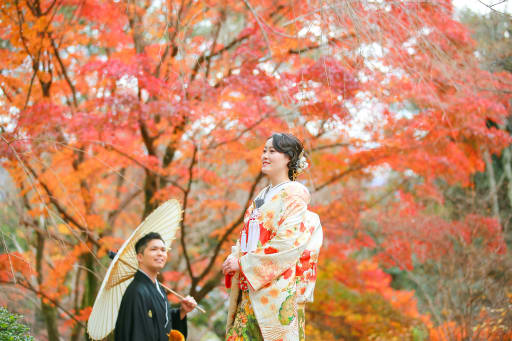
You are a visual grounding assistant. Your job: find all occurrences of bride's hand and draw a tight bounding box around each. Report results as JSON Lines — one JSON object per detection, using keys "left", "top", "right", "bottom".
{"left": 222, "top": 255, "right": 239, "bottom": 275}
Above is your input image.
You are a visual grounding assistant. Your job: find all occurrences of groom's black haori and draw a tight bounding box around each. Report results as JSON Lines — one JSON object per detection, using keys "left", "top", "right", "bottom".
{"left": 114, "top": 233, "right": 187, "bottom": 341}
{"left": 114, "top": 270, "right": 187, "bottom": 341}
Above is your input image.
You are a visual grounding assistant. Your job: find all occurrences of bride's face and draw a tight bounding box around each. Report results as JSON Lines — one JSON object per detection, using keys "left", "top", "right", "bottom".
{"left": 261, "top": 138, "right": 289, "bottom": 178}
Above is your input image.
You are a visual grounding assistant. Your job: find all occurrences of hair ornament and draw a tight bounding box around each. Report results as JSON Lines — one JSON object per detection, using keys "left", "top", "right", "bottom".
{"left": 292, "top": 150, "right": 308, "bottom": 180}
{"left": 297, "top": 150, "right": 308, "bottom": 174}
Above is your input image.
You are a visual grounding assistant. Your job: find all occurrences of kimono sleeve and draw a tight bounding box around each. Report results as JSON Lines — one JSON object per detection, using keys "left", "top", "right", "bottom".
{"left": 169, "top": 307, "right": 187, "bottom": 339}
{"left": 239, "top": 183, "right": 311, "bottom": 291}
{"left": 115, "top": 288, "right": 155, "bottom": 341}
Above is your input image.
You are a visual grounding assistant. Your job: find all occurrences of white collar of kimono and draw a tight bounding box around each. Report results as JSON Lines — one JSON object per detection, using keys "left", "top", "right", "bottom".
{"left": 262, "top": 180, "right": 291, "bottom": 200}
{"left": 241, "top": 181, "right": 291, "bottom": 253}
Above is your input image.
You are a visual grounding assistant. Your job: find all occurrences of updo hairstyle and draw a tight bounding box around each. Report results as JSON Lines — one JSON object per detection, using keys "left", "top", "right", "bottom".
{"left": 269, "top": 133, "right": 305, "bottom": 181}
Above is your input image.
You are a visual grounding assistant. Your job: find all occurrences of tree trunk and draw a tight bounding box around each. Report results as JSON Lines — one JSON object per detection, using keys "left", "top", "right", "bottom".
{"left": 36, "top": 232, "right": 61, "bottom": 341}
{"left": 70, "top": 267, "right": 82, "bottom": 341}
{"left": 143, "top": 172, "right": 159, "bottom": 219}
{"left": 500, "top": 145, "right": 512, "bottom": 232}
{"left": 81, "top": 252, "right": 98, "bottom": 340}
{"left": 484, "top": 150, "right": 501, "bottom": 226}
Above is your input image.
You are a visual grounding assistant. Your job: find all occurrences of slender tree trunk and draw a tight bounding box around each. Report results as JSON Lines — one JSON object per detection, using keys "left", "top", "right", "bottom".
{"left": 36, "top": 231, "right": 61, "bottom": 341}
{"left": 500, "top": 146, "right": 512, "bottom": 231}
{"left": 498, "top": 120, "right": 512, "bottom": 232}
{"left": 82, "top": 252, "right": 98, "bottom": 307}
{"left": 70, "top": 267, "right": 82, "bottom": 341}
{"left": 81, "top": 251, "right": 98, "bottom": 340}
{"left": 143, "top": 171, "right": 159, "bottom": 219}
{"left": 484, "top": 150, "right": 501, "bottom": 226}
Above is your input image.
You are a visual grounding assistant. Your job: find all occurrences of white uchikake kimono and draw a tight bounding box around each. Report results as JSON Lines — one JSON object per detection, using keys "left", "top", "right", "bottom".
{"left": 226, "top": 181, "right": 323, "bottom": 341}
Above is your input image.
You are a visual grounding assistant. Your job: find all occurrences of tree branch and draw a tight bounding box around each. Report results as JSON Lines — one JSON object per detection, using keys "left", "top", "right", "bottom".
{"left": 107, "top": 189, "right": 143, "bottom": 227}
{"left": 206, "top": 114, "right": 271, "bottom": 149}
{"left": 205, "top": 12, "right": 224, "bottom": 80}
{"left": 139, "top": 119, "right": 157, "bottom": 156}
{"left": 23, "top": 162, "right": 100, "bottom": 247}
{"left": 42, "top": 0, "right": 59, "bottom": 15}
{"left": 100, "top": 142, "right": 185, "bottom": 193}
{"left": 4, "top": 280, "right": 86, "bottom": 328}
{"left": 310, "top": 142, "right": 350, "bottom": 152}
{"left": 153, "top": 0, "right": 185, "bottom": 77}
{"left": 288, "top": 36, "right": 352, "bottom": 55}
{"left": 315, "top": 164, "right": 367, "bottom": 192}
{"left": 477, "top": 0, "right": 511, "bottom": 16}
{"left": 181, "top": 144, "right": 198, "bottom": 280}
{"left": 15, "top": 0, "right": 34, "bottom": 56}
{"left": 190, "top": 33, "right": 250, "bottom": 82}
{"left": 241, "top": 0, "right": 272, "bottom": 59}
{"left": 2, "top": 136, "right": 100, "bottom": 247}
{"left": 23, "top": 70, "right": 37, "bottom": 110}
{"left": 195, "top": 172, "right": 263, "bottom": 284}
{"left": 0, "top": 83, "right": 14, "bottom": 103}
{"left": 50, "top": 38, "right": 78, "bottom": 107}
{"left": 194, "top": 271, "right": 223, "bottom": 302}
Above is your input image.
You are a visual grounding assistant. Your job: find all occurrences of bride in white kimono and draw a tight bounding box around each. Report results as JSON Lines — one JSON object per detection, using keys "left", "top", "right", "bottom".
{"left": 222, "top": 133, "right": 323, "bottom": 341}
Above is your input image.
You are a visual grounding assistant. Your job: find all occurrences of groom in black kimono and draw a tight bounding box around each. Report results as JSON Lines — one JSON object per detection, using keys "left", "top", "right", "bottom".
{"left": 115, "top": 232, "right": 197, "bottom": 341}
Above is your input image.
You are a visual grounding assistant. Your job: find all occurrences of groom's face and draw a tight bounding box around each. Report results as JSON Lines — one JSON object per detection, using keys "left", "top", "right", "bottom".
{"left": 137, "top": 238, "right": 167, "bottom": 271}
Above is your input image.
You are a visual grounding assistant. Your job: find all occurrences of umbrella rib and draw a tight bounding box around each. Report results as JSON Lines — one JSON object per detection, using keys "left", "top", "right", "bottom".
{"left": 117, "top": 256, "right": 137, "bottom": 270}
{"left": 107, "top": 274, "right": 133, "bottom": 289}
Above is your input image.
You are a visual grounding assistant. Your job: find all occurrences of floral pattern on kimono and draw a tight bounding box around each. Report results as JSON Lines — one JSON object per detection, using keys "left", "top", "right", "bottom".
{"left": 296, "top": 211, "right": 323, "bottom": 305}
{"left": 225, "top": 182, "right": 323, "bottom": 341}
{"left": 226, "top": 291, "right": 264, "bottom": 341}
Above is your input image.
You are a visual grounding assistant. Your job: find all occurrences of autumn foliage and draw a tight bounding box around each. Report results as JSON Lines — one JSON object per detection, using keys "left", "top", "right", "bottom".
{"left": 1, "top": 0, "right": 512, "bottom": 340}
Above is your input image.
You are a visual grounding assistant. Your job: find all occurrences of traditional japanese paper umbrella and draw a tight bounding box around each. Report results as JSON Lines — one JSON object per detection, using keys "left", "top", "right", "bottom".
{"left": 87, "top": 199, "right": 202, "bottom": 340}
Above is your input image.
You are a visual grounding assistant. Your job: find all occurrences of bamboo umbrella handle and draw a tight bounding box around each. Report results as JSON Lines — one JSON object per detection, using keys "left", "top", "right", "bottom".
{"left": 160, "top": 283, "right": 206, "bottom": 313}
